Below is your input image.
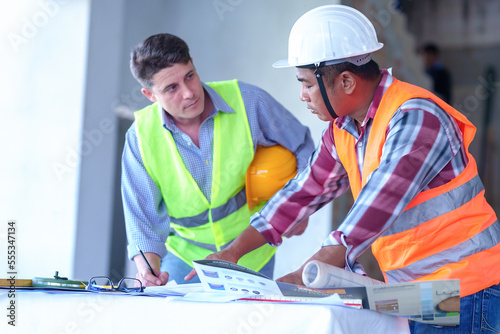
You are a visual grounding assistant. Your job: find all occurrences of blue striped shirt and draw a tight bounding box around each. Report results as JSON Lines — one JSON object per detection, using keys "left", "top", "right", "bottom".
{"left": 122, "top": 81, "right": 315, "bottom": 260}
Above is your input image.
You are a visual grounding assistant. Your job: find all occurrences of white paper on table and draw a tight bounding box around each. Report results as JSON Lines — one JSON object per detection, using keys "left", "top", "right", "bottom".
{"left": 192, "top": 260, "right": 282, "bottom": 297}
{"left": 143, "top": 282, "right": 204, "bottom": 297}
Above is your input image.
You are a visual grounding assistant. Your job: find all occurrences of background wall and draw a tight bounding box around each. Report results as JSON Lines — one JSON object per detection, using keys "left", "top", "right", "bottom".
{"left": 401, "top": 0, "right": 500, "bottom": 215}
{"left": 0, "top": 0, "right": 90, "bottom": 280}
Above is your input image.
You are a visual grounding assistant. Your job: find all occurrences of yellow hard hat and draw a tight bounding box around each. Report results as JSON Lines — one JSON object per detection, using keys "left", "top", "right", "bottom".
{"left": 245, "top": 145, "right": 297, "bottom": 210}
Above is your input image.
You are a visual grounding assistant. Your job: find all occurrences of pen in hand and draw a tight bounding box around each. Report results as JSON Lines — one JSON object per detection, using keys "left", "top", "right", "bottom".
{"left": 136, "top": 245, "right": 158, "bottom": 278}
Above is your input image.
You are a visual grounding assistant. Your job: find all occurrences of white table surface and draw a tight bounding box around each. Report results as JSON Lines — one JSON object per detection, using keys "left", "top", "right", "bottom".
{"left": 0, "top": 289, "right": 410, "bottom": 333}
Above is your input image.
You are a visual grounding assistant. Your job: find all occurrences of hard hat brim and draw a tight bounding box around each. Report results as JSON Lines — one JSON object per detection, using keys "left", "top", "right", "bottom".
{"left": 272, "top": 43, "right": 384, "bottom": 69}
{"left": 272, "top": 59, "right": 293, "bottom": 68}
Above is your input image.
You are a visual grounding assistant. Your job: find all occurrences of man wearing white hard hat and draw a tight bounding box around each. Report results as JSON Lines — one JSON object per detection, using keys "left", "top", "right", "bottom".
{"left": 186, "top": 5, "right": 500, "bottom": 332}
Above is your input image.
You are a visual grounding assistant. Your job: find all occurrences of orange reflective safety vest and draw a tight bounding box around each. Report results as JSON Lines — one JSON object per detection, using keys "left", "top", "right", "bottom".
{"left": 333, "top": 78, "right": 500, "bottom": 297}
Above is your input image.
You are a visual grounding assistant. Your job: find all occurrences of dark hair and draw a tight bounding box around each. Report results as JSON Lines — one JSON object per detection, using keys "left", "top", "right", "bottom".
{"left": 130, "top": 33, "right": 191, "bottom": 88}
{"left": 420, "top": 42, "right": 440, "bottom": 56}
{"left": 321, "top": 59, "right": 380, "bottom": 86}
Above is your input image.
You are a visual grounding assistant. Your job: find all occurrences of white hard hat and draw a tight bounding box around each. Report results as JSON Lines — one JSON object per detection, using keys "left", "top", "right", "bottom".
{"left": 273, "top": 5, "right": 383, "bottom": 68}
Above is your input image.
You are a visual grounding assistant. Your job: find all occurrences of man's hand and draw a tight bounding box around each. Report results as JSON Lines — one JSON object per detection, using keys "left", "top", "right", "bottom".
{"left": 133, "top": 252, "right": 169, "bottom": 287}
{"left": 282, "top": 218, "right": 309, "bottom": 238}
{"left": 184, "top": 248, "right": 239, "bottom": 281}
{"left": 276, "top": 269, "right": 304, "bottom": 285}
{"left": 136, "top": 269, "right": 169, "bottom": 287}
{"left": 184, "top": 225, "right": 269, "bottom": 282}
{"left": 276, "top": 245, "right": 347, "bottom": 286}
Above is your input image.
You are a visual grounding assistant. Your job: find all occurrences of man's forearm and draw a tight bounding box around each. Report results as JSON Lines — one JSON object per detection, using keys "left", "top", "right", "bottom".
{"left": 226, "top": 225, "right": 268, "bottom": 261}
{"left": 133, "top": 252, "right": 161, "bottom": 272}
{"left": 308, "top": 245, "right": 346, "bottom": 268}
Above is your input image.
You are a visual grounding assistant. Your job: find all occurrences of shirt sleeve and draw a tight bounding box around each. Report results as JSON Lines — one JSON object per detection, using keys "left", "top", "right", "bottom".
{"left": 250, "top": 124, "right": 350, "bottom": 246}
{"left": 323, "top": 99, "right": 466, "bottom": 268}
{"left": 121, "top": 123, "right": 171, "bottom": 260}
{"left": 239, "top": 82, "right": 315, "bottom": 171}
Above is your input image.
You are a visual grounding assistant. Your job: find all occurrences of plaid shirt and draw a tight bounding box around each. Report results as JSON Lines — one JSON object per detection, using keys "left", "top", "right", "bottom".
{"left": 251, "top": 69, "right": 468, "bottom": 268}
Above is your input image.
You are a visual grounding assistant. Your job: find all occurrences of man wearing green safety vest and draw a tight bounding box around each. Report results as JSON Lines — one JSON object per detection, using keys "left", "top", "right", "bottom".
{"left": 122, "top": 33, "right": 315, "bottom": 286}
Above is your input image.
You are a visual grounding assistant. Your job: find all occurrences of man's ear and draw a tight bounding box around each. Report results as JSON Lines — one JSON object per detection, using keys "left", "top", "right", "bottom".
{"left": 141, "top": 87, "right": 157, "bottom": 102}
{"left": 341, "top": 71, "right": 356, "bottom": 95}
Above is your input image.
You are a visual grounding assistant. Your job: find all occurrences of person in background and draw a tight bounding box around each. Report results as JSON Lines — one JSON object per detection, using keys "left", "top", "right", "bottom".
{"left": 187, "top": 5, "right": 500, "bottom": 333}
{"left": 419, "top": 42, "right": 453, "bottom": 104}
{"left": 122, "top": 33, "right": 314, "bottom": 286}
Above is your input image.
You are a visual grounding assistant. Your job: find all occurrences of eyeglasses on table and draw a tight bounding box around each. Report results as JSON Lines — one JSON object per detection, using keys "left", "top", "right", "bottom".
{"left": 86, "top": 276, "right": 144, "bottom": 293}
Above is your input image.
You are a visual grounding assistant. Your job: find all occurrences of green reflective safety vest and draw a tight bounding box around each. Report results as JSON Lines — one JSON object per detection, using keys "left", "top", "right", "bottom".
{"left": 134, "top": 79, "right": 276, "bottom": 271}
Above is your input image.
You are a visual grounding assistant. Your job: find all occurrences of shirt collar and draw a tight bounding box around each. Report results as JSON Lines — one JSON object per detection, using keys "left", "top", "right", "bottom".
{"left": 334, "top": 68, "right": 394, "bottom": 130}
{"left": 161, "top": 82, "right": 235, "bottom": 132}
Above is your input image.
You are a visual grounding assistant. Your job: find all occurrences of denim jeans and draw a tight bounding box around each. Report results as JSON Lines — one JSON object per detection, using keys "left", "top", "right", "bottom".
{"left": 410, "top": 283, "right": 500, "bottom": 333}
{"left": 161, "top": 251, "right": 276, "bottom": 284}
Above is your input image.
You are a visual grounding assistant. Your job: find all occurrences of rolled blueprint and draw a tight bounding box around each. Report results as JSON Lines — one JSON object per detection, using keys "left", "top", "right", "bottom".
{"left": 302, "top": 260, "right": 386, "bottom": 288}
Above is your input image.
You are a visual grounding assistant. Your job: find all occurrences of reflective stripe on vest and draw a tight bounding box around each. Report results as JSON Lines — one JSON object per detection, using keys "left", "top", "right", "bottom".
{"left": 134, "top": 79, "right": 275, "bottom": 271}
{"left": 170, "top": 187, "right": 247, "bottom": 228}
{"left": 383, "top": 174, "right": 483, "bottom": 236}
{"left": 333, "top": 78, "right": 500, "bottom": 297}
{"left": 385, "top": 220, "right": 500, "bottom": 282}
{"left": 169, "top": 228, "right": 238, "bottom": 252}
